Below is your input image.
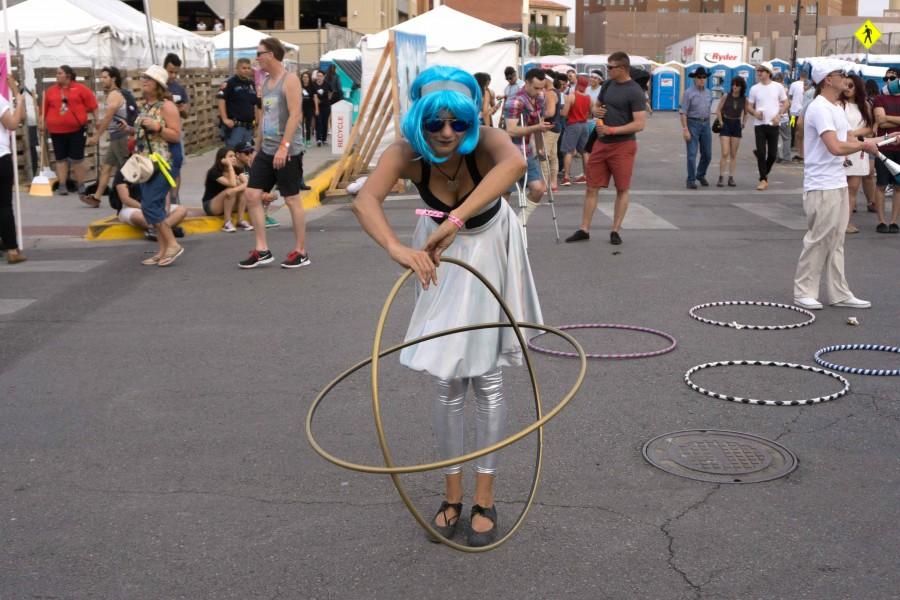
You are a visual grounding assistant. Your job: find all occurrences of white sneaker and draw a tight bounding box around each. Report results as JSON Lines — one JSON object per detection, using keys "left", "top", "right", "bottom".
{"left": 794, "top": 297, "right": 823, "bottom": 310}
{"left": 221, "top": 221, "right": 237, "bottom": 233}
{"left": 830, "top": 297, "right": 871, "bottom": 309}
{"left": 237, "top": 220, "right": 254, "bottom": 231}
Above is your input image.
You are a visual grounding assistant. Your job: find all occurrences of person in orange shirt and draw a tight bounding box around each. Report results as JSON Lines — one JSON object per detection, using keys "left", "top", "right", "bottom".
{"left": 41, "top": 65, "right": 99, "bottom": 196}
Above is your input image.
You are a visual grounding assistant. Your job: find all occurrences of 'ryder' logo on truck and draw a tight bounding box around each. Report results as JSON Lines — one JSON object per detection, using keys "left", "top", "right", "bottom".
{"left": 704, "top": 52, "right": 740, "bottom": 62}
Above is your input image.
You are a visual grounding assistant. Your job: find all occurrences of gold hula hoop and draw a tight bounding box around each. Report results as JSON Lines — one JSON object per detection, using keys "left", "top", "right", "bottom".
{"left": 305, "top": 257, "right": 586, "bottom": 552}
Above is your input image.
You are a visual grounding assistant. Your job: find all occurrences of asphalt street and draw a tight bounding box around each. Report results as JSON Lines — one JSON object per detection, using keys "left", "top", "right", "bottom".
{"left": 2, "top": 112, "right": 899, "bottom": 600}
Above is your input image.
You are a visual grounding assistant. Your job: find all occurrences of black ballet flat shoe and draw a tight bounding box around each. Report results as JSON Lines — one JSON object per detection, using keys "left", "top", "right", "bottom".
{"left": 467, "top": 504, "right": 498, "bottom": 547}
{"left": 427, "top": 501, "right": 462, "bottom": 543}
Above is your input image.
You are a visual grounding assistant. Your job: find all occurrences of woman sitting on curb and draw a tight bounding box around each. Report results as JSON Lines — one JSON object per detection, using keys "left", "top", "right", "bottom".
{"left": 202, "top": 147, "right": 253, "bottom": 232}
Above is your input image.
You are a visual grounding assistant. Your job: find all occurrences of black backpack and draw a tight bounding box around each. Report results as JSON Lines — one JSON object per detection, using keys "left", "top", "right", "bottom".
{"left": 120, "top": 88, "right": 140, "bottom": 126}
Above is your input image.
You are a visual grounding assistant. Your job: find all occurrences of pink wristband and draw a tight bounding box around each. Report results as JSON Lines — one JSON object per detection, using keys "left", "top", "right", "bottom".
{"left": 447, "top": 214, "right": 464, "bottom": 229}
{"left": 415, "top": 208, "right": 465, "bottom": 229}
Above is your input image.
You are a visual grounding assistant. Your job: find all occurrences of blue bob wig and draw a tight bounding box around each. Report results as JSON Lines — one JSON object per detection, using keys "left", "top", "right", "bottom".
{"left": 401, "top": 65, "right": 482, "bottom": 164}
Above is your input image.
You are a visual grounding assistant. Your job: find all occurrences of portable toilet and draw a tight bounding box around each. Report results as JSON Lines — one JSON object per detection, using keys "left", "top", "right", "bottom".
{"left": 651, "top": 67, "right": 680, "bottom": 111}
{"left": 708, "top": 62, "right": 733, "bottom": 101}
{"left": 660, "top": 60, "right": 686, "bottom": 94}
{"left": 770, "top": 59, "right": 791, "bottom": 78}
{"left": 574, "top": 54, "right": 609, "bottom": 78}
{"left": 732, "top": 63, "right": 755, "bottom": 88}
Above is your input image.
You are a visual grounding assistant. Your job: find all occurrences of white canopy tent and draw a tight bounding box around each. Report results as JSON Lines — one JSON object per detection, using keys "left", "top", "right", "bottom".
{"left": 211, "top": 25, "right": 298, "bottom": 62}
{"left": 360, "top": 5, "right": 524, "bottom": 160}
{"left": 3, "top": 0, "right": 214, "bottom": 87}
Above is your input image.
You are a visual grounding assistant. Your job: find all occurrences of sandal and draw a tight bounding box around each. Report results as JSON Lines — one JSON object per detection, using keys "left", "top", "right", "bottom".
{"left": 467, "top": 504, "right": 498, "bottom": 547}
{"left": 141, "top": 254, "right": 162, "bottom": 265}
{"left": 427, "top": 501, "right": 462, "bottom": 543}
{"left": 79, "top": 194, "right": 100, "bottom": 208}
{"left": 158, "top": 244, "right": 184, "bottom": 267}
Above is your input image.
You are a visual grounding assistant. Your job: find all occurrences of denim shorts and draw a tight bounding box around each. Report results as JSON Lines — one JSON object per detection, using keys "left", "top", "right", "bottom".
{"left": 139, "top": 162, "right": 181, "bottom": 226}
{"left": 508, "top": 155, "right": 544, "bottom": 193}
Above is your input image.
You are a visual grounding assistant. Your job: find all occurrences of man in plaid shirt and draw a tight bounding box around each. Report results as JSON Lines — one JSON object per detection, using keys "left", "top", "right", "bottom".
{"left": 504, "top": 68, "right": 553, "bottom": 225}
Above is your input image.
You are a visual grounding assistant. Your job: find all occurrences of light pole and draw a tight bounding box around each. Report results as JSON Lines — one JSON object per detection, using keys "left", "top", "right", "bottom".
{"left": 790, "top": 0, "right": 801, "bottom": 77}
{"left": 742, "top": 0, "right": 748, "bottom": 38}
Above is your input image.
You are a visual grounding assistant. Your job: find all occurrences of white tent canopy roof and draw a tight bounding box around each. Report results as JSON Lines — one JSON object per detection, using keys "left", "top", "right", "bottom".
{"left": 362, "top": 5, "right": 524, "bottom": 52}
{"left": 321, "top": 48, "right": 361, "bottom": 62}
{"left": 211, "top": 25, "right": 299, "bottom": 52}
{"left": 6, "top": 0, "right": 214, "bottom": 52}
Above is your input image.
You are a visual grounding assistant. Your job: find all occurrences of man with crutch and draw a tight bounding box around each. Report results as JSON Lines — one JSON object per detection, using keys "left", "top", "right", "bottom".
{"left": 503, "top": 68, "right": 552, "bottom": 226}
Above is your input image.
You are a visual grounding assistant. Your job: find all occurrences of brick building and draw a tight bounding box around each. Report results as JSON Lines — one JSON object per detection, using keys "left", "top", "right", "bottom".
{"left": 576, "top": 0, "right": 857, "bottom": 48}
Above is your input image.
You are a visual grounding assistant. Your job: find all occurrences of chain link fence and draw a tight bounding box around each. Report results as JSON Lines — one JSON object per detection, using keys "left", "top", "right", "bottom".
{"left": 822, "top": 33, "right": 900, "bottom": 56}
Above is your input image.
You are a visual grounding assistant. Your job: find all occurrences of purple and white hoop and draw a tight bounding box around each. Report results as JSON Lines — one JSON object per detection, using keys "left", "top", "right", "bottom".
{"left": 527, "top": 323, "right": 678, "bottom": 360}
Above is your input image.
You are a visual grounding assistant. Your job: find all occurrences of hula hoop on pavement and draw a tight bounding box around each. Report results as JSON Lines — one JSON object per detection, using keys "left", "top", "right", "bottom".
{"left": 814, "top": 344, "right": 900, "bottom": 376}
{"left": 527, "top": 323, "right": 678, "bottom": 359}
{"left": 684, "top": 360, "right": 850, "bottom": 406}
{"left": 689, "top": 300, "right": 816, "bottom": 331}
{"left": 305, "top": 257, "right": 587, "bottom": 553}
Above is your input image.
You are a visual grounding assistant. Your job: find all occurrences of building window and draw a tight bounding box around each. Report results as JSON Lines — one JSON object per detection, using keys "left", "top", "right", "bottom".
{"left": 557, "top": 15, "right": 563, "bottom": 25}
{"left": 679, "top": 7, "right": 689, "bottom": 11}
{"left": 530, "top": 13, "right": 536, "bottom": 23}
{"left": 658, "top": 7, "right": 668, "bottom": 12}
{"left": 778, "top": 4, "right": 784, "bottom": 12}
{"left": 791, "top": 4, "right": 797, "bottom": 13}
{"left": 733, "top": 3, "right": 744, "bottom": 12}
{"left": 765, "top": 4, "right": 771, "bottom": 11}
{"left": 807, "top": 3, "right": 817, "bottom": 13}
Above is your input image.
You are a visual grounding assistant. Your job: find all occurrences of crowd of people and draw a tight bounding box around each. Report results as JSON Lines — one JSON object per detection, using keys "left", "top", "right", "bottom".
{"left": 681, "top": 60, "right": 900, "bottom": 236}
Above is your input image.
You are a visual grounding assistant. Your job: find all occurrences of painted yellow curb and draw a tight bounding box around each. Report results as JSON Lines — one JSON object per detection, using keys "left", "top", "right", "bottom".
{"left": 85, "top": 161, "right": 339, "bottom": 241}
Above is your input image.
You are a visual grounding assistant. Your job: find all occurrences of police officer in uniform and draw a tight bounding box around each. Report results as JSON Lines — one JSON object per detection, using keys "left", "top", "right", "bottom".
{"left": 217, "top": 58, "right": 260, "bottom": 148}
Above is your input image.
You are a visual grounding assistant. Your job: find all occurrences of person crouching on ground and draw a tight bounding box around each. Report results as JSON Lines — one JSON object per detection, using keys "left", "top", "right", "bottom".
{"left": 113, "top": 168, "right": 186, "bottom": 235}
{"left": 202, "top": 147, "right": 253, "bottom": 232}
{"left": 352, "top": 65, "right": 543, "bottom": 547}
{"left": 132, "top": 65, "right": 184, "bottom": 267}
{"left": 793, "top": 60, "right": 878, "bottom": 311}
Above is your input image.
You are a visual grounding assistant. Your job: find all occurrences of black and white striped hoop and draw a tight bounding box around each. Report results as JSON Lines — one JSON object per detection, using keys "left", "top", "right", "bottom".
{"left": 689, "top": 301, "right": 816, "bottom": 331}
{"left": 814, "top": 344, "right": 900, "bottom": 376}
{"left": 684, "top": 360, "right": 850, "bottom": 406}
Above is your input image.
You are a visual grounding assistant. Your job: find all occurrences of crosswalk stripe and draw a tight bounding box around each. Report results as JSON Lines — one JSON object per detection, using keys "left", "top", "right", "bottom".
{"left": 596, "top": 202, "right": 678, "bottom": 230}
{"left": 0, "top": 260, "right": 106, "bottom": 273}
{"left": 733, "top": 203, "right": 808, "bottom": 230}
{"left": 0, "top": 299, "right": 36, "bottom": 315}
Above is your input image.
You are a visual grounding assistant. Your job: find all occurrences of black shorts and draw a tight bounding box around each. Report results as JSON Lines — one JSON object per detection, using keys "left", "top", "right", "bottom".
{"left": 247, "top": 151, "right": 304, "bottom": 197}
{"left": 50, "top": 128, "right": 87, "bottom": 161}
{"left": 720, "top": 119, "right": 742, "bottom": 138}
{"left": 875, "top": 149, "right": 900, "bottom": 186}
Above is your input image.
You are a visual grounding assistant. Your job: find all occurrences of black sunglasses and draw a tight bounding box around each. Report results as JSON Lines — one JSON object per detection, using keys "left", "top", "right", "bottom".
{"left": 256, "top": 50, "right": 272, "bottom": 57}
{"left": 424, "top": 119, "right": 472, "bottom": 133}
{"left": 887, "top": 75, "right": 898, "bottom": 81}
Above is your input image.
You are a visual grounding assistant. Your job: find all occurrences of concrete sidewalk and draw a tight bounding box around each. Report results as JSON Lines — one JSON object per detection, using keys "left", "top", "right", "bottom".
{"left": 16, "top": 144, "right": 337, "bottom": 243}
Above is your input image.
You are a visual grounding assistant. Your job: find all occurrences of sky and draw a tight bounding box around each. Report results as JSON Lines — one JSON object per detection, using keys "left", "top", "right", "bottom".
{"left": 553, "top": 0, "right": 891, "bottom": 32}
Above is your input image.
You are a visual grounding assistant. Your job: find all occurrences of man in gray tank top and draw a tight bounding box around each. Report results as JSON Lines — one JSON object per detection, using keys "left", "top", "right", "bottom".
{"left": 83, "top": 66, "right": 128, "bottom": 207}
{"left": 239, "top": 37, "right": 310, "bottom": 269}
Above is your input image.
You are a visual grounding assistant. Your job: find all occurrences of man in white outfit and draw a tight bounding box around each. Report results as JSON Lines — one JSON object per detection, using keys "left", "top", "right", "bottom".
{"left": 793, "top": 60, "right": 879, "bottom": 310}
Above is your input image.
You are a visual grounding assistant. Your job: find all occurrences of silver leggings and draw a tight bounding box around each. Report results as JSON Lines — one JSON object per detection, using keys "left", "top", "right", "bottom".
{"left": 433, "top": 369, "right": 506, "bottom": 475}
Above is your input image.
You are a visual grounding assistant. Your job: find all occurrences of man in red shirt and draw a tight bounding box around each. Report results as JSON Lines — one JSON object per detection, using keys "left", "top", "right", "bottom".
{"left": 41, "top": 65, "right": 99, "bottom": 195}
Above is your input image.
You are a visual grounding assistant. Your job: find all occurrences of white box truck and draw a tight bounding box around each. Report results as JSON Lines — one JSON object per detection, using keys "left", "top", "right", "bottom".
{"left": 665, "top": 34, "right": 747, "bottom": 64}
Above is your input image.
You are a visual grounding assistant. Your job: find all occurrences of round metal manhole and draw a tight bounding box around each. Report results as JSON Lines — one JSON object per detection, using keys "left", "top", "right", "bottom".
{"left": 642, "top": 430, "right": 798, "bottom": 484}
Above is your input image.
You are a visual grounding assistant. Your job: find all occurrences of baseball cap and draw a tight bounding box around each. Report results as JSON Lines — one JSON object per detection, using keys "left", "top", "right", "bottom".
{"left": 232, "top": 141, "right": 255, "bottom": 154}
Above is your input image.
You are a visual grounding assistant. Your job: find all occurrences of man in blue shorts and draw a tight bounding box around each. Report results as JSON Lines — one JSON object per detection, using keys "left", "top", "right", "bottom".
{"left": 504, "top": 68, "right": 553, "bottom": 225}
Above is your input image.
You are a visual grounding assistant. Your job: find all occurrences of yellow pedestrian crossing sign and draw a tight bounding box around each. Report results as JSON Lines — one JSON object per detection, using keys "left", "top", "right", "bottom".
{"left": 855, "top": 19, "right": 881, "bottom": 50}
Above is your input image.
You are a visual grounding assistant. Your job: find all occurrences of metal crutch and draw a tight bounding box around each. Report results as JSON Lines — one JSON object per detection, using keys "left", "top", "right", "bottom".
{"left": 515, "top": 115, "right": 529, "bottom": 250}
{"left": 535, "top": 129, "right": 561, "bottom": 243}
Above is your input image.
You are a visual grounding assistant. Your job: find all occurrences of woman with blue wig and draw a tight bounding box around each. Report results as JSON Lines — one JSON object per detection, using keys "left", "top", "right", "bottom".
{"left": 354, "top": 65, "right": 543, "bottom": 547}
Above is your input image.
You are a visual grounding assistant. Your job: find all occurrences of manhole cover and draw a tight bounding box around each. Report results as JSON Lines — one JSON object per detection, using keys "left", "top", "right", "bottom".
{"left": 642, "top": 430, "right": 798, "bottom": 483}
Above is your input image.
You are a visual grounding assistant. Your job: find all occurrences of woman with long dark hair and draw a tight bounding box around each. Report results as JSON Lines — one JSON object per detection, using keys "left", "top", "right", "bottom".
{"left": 714, "top": 75, "right": 747, "bottom": 187}
{"left": 202, "top": 147, "right": 252, "bottom": 232}
{"left": 300, "top": 70, "right": 315, "bottom": 147}
{"left": 841, "top": 74, "right": 874, "bottom": 233}
{"left": 473, "top": 72, "right": 500, "bottom": 127}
